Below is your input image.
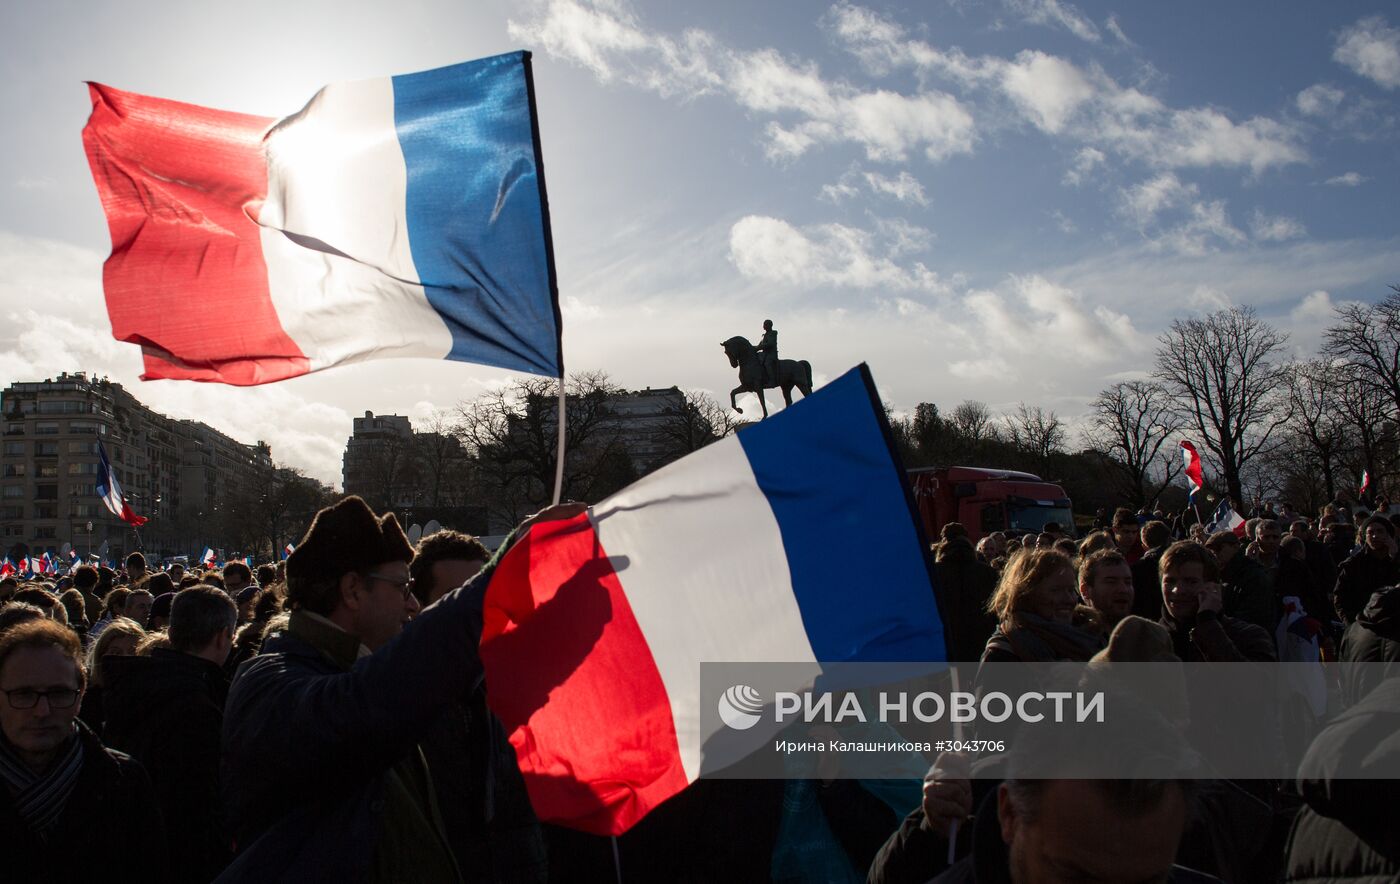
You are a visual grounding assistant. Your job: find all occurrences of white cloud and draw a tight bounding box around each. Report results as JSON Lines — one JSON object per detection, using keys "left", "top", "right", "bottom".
{"left": 826, "top": 5, "right": 1307, "bottom": 175}
{"left": 999, "top": 50, "right": 1098, "bottom": 134}
{"left": 862, "top": 169, "right": 928, "bottom": 204}
{"left": 1187, "top": 285, "right": 1232, "bottom": 312}
{"left": 1050, "top": 210, "right": 1077, "bottom": 234}
{"left": 961, "top": 275, "right": 1142, "bottom": 366}
{"left": 511, "top": 1, "right": 976, "bottom": 164}
{"left": 1334, "top": 15, "right": 1400, "bottom": 90}
{"left": 561, "top": 296, "right": 604, "bottom": 319}
{"left": 819, "top": 180, "right": 860, "bottom": 203}
{"left": 1119, "top": 172, "right": 1197, "bottom": 227}
{"left": 727, "top": 215, "right": 947, "bottom": 293}
{"left": 1250, "top": 210, "right": 1307, "bottom": 242}
{"left": 1150, "top": 200, "right": 1247, "bottom": 256}
{"left": 1296, "top": 83, "right": 1345, "bottom": 116}
{"left": 949, "top": 356, "right": 1012, "bottom": 380}
{"left": 1104, "top": 15, "right": 1134, "bottom": 47}
{"left": 1325, "top": 171, "right": 1367, "bottom": 186}
{"left": 1062, "top": 146, "right": 1105, "bottom": 186}
{"left": 1004, "top": 0, "right": 1101, "bottom": 43}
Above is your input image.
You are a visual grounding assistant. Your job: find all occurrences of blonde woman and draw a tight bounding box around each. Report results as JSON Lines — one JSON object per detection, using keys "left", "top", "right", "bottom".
{"left": 979, "top": 549, "right": 1103, "bottom": 665}
{"left": 78, "top": 617, "right": 145, "bottom": 731}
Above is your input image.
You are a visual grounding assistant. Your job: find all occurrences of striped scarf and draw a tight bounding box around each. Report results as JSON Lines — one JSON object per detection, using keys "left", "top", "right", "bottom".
{"left": 0, "top": 727, "right": 84, "bottom": 838}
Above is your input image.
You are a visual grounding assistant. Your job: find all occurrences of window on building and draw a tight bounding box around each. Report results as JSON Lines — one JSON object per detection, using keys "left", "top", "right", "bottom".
{"left": 70, "top": 503, "right": 99, "bottom": 518}
{"left": 69, "top": 422, "right": 104, "bottom": 435}
{"left": 1, "top": 486, "right": 22, "bottom": 499}
{"left": 34, "top": 527, "right": 56, "bottom": 539}
{"left": 67, "top": 462, "right": 98, "bottom": 475}
{"left": 1, "top": 464, "right": 23, "bottom": 477}
{"left": 34, "top": 504, "right": 56, "bottom": 519}
{"left": 3, "top": 527, "right": 22, "bottom": 537}
{"left": 4, "top": 423, "right": 22, "bottom": 435}
{"left": 70, "top": 483, "right": 96, "bottom": 497}
{"left": 0, "top": 505, "right": 22, "bottom": 519}
{"left": 35, "top": 423, "right": 59, "bottom": 435}
{"left": 67, "top": 441, "right": 97, "bottom": 454}
{"left": 3, "top": 442, "right": 23, "bottom": 456}
{"left": 34, "top": 485, "right": 57, "bottom": 500}
{"left": 35, "top": 442, "right": 58, "bottom": 456}
{"left": 37, "top": 465, "right": 58, "bottom": 478}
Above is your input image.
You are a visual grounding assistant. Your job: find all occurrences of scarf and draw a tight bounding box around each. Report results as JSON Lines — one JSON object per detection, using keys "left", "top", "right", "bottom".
{"left": 0, "top": 726, "right": 85, "bottom": 839}
{"left": 997, "top": 612, "right": 1104, "bottom": 662}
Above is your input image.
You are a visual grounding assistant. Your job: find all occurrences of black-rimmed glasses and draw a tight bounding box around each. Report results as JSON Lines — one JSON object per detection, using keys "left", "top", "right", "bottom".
{"left": 1, "top": 687, "right": 81, "bottom": 710}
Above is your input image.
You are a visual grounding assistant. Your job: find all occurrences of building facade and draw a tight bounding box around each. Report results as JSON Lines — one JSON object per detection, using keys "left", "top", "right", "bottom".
{"left": 0, "top": 372, "right": 273, "bottom": 564}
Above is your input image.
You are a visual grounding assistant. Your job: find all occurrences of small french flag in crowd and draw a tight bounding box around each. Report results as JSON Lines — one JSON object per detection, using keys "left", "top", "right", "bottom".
{"left": 97, "top": 441, "right": 147, "bottom": 527}
{"left": 283, "top": 543, "right": 296, "bottom": 560}
{"left": 0, "top": 558, "right": 14, "bottom": 577}
{"left": 1207, "top": 499, "right": 1248, "bottom": 538}
{"left": 480, "top": 365, "right": 945, "bottom": 835}
{"left": 1179, "top": 440, "right": 1204, "bottom": 500}
{"left": 1360, "top": 469, "right": 1372, "bottom": 498}
{"left": 83, "top": 51, "right": 560, "bottom": 386}
{"left": 202, "top": 548, "right": 217, "bottom": 567}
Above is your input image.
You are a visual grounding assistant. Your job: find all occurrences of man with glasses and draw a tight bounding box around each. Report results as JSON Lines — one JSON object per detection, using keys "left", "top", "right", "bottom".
{"left": 221, "top": 495, "right": 581, "bottom": 883}
{"left": 0, "top": 619, "right": 166, "bottom": 878}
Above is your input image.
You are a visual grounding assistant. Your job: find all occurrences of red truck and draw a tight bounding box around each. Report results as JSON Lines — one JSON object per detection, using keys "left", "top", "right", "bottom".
{"left": 908, "top": 466, "right": 1075, "bottom": 543}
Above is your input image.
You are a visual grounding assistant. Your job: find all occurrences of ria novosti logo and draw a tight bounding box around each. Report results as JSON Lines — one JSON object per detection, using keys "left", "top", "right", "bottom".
{"left": 717, "top": 684, "right": 764, "bottom": 730}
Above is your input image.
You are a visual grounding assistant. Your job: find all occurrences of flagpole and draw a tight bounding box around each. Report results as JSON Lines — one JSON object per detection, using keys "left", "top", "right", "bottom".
{"left": 552, "top": 376, "right": 567, "bottom": 506}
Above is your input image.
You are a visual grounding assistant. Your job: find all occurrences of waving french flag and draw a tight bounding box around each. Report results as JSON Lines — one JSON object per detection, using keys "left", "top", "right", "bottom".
{"left": 83, "top": 51, "right": 561, "bottom": 386}
{"left": 97, "top": 441, "right": 147, "bottom": 527}
{"left": 1180, "top": 440, "right": 1205, "bottom": 500}
{"left": 1207, "top": 499, "right": 1248, "bottom": 538}
{"left": 481, "top": 365, "right": 945, "bottom": 835}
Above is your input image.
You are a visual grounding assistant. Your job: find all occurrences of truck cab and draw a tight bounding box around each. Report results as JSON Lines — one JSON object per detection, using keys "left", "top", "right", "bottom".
{"left": 909, "top": 466, "right": 1074, "bottom": 543}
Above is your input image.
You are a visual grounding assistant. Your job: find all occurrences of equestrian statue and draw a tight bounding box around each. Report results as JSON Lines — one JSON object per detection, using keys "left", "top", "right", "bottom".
{"left": 720, "top": 319, "right": 813, "bottom": 419}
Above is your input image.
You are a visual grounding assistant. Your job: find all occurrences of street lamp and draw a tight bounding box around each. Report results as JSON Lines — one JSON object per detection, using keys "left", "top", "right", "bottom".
{"left": 86, "top": 521, "right": 93, "bottom": 561}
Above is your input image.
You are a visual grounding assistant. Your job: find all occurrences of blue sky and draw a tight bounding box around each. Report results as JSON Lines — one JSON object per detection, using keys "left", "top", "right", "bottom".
{"left": 2, "top": 1, "right": 1398, "bottom": 486}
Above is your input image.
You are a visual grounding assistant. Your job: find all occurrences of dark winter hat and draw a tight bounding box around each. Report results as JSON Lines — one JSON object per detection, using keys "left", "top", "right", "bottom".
{"left": 151, "top": 592, "right": 176, "bottom": 620}
{"left": 235, "top": 585, "right": 259, "bottom": 605}
{"left": 1362, "top": 514, "right": 1396, "bottom": 538}
{"left": 285, "top": 496, "right": 414, "bottom": 614}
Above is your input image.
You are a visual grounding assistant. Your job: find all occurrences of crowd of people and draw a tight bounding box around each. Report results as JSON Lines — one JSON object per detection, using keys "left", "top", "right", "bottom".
{"left": 0, "top": 494, "right": 1395, "bottom": 882}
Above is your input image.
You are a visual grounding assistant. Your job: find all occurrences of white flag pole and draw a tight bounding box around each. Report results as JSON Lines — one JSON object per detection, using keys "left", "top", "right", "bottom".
{"left": 552, "top": 376, "right": 567, "bottom": 505}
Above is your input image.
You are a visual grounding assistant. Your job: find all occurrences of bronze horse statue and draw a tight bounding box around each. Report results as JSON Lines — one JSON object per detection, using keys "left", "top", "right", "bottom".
{"left": 721, "top": 336, "right": 813, "bottom": 418}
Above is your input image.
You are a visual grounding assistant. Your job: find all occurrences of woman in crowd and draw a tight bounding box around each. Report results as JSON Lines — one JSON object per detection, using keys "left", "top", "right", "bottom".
{"left": 78, "top": 617, "right": 145, "bottom": 731}
{"left": 979, "top": 549, "right": 1103, "bottom": 667}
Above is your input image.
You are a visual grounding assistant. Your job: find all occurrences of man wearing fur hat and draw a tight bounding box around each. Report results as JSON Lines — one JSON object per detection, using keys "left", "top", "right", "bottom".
{"left": 219, "top": 495, "right": 579, "bottom": 883}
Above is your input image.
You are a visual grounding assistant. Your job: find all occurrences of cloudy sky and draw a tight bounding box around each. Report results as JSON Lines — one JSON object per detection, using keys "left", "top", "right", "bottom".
{"left": 4, "top": 1, "right": 1399, "bottom": 487}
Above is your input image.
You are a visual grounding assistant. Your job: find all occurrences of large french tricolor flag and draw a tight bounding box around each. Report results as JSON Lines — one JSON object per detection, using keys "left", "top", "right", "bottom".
{"left": 480, "top": 365, "right": 945, "bottom": 836}
{"left": 83, "top": 51, "right": 561, "bottom": 385}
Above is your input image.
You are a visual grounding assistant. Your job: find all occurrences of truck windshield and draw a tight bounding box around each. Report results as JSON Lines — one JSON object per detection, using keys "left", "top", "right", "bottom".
{"left": 1008, "top": 505, "right": 1075, "bottom": 537}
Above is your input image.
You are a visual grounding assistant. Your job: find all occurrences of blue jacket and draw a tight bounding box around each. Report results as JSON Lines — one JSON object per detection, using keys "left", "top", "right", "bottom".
{"left": 218, "top": 574, "right": 491, "bottom": 883}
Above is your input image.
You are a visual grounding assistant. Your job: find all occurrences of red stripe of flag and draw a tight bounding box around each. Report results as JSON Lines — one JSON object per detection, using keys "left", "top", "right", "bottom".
{"left": 83, "top": 83, "right": 309, "bottom": 385}
{"left": 481, "top": 513, "right": 688, "bottom": 836}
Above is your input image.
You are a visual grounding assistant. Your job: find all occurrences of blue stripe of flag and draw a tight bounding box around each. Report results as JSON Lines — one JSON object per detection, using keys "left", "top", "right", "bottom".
{"left": 736, "top": 365, "right": 946, "bottom": 663}
{"left": 392, "top": 51, "right": 562, "bottom": 378}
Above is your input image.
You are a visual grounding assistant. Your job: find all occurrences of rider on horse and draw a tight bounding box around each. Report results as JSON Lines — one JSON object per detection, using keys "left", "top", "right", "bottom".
{"left": 755, "top": 319, "right": 778, "bottom": 387}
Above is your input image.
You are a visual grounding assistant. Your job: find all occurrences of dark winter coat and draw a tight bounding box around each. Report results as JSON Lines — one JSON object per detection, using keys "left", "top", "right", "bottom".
{"left": 0, "top": 720, "right": 169, "bottom": 882}
{"left": 102, "top": 647, "right": 232, "bottom": 883}
{"left": 218, "top": 574, "right": 496, "bottom": 884}
{"left": 1332, "top": 550, "right": 1400, "bottom": 625}
{"left": 1161, "top": 610, "right": 1277, "bottom": 664}
{"left": 928, "top": 787, "right": 1221, "bottom": 884}
{"left": 1283, "top": 677, "right": 1400, "bottom": 883}
{"left": 1337, "top": 588, "right": 1400, "bottom": 707}
{"left": 933, "top": 540, "right": 998, "bottom": 663}
{"left": 420, "top": 686, "right": 546, "bottom": 884}
{"left": 1220, "top": 553, "right": 1279, "bottom": 636}
{"left": 1130, "top": 545, "right": 1167, "bottom": 621}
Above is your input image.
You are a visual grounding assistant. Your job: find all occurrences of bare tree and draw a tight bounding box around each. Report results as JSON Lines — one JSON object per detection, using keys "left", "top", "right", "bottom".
{"left": 1153, "top": 307, "right": 1288, "bottom": 505}
{"left": 412, "top": 409, "right": 473, "bottom": 508}
{"left": 1337, "top": 368, "right": 1396, "bottom": 498}
{"left": 655, "top": 390, "right": 738, "bottom": 461}
{"left": 1086, "top": 380, "right": 1184, "bottom": 507}
{"left": 1325, "top": 285, "right": 1400, "bottom": 420}
{"left": 951, "top": 400, "right": 996, "bottom": 449}
{"left": 1003, "top": 403, "right": 1064, "bottom": 464}
{"left": 1282, "top": 360, "right": 1347, "bottom": 502}
{"left": 458, "top": 371, "right": 627, "bottom": 525}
